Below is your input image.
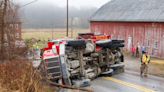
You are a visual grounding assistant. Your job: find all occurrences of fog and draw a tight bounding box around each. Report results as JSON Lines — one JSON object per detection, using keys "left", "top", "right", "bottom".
{"left": 17, "top": 0, "right": 110, "bottom": 8}
{"left": 16, "top": 0, "right": 110, "bottom": 29}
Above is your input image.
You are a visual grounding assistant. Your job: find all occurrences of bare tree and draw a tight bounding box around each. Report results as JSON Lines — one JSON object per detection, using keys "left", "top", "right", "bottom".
{"left": 0, "top": 0, "right": 21, "bottom": 62}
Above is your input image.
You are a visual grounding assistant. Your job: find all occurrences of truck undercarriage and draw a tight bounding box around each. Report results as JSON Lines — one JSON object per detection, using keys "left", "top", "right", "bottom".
{"left": 40, "top": 33, "right": 125, "bottom": 87}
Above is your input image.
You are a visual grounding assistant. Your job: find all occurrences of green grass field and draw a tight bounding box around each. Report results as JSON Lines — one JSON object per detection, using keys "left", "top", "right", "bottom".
{"left": 22, "top": 29, "right": 90, "bottom": 40}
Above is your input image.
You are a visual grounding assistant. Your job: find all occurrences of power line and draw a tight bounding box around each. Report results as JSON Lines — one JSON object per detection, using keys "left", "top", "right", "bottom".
{"left": 21, "top": 0, "right": 38, "bottom": 8}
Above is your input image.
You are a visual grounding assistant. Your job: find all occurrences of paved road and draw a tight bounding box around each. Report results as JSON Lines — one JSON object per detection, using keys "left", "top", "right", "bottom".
{"left": 91, "top": 70, "right": 164, "bottom": 92}
{"left": 124, "top": 56, "right": 164, "bottom": 77}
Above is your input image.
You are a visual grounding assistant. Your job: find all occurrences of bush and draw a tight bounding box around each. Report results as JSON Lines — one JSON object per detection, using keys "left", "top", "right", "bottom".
{"left": 0, "top": 59, "right": 43, "bottom": 92}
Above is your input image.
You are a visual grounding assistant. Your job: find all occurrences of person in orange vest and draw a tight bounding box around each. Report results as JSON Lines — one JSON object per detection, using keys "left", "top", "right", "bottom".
{"left": 140, "top": 51, "right": 150, "bottom": 77}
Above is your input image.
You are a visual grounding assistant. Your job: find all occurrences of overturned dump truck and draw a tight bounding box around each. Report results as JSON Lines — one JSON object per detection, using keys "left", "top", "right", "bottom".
{"left": 40, "top": 33, "right": 125, "bottom": 86}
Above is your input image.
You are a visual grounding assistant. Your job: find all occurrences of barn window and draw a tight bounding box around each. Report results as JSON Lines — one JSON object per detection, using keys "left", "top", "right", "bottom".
{"left": 15, "top": 33, "right": 20, "bottom": 38}
{"left": 15, "top": 24, "right": 19, "bottom": 30}
{"left": 147, "top": 40, "right": 150, "bottom": 46}
{"left": 4, "top": 34, "right": 7, "bottom": 40}
{"left": 154, "top": 41, "right": 158, "bottom": 49}
{"left": 9, "top": 24, "right": 13, "bottom": 28}
{"left": 95, "top": 26, "right": 101, "bottom": 35}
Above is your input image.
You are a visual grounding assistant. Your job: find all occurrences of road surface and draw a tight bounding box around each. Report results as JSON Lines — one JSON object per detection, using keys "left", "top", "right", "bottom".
{"left": 91, "top": 70, "right": 164, "bottom": 92}
{"left": 58, "top": 56, "right": 164, "bottom": 92}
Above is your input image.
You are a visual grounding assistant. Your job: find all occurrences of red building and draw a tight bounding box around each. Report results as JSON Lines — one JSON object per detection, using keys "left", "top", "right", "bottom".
{"left": 90, "top": 0, "right": 164, "bottom": 58}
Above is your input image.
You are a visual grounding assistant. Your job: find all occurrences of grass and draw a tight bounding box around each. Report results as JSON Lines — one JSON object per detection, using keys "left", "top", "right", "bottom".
{"left": 22, "top": 28, "right": 90, "bottom": 40}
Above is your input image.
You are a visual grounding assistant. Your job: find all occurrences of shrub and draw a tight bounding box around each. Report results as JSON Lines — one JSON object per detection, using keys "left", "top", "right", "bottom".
{"left": 0, "top": 59, "right": 43, "bottom": 92}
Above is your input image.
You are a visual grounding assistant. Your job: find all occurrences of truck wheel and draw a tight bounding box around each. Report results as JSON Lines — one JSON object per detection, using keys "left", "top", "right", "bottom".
{"left": 112, "top": 40, "right": 125, "bottom": 43}
{"left": 67, "top": 40, "right": 86, "bottom": 48}
{"left": 96, "top": 41, "right": 124, "bottom": 48}
{"left": 110, "top": 44, "right": 125, "bottom": 48}
{"left": 96, "top": 41, "right": 113, "bottom": 48}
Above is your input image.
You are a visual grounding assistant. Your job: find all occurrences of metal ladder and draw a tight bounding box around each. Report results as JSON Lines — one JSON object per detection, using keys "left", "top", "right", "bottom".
{"left": 44, "top": 57, "right": 62, "bottom": 80}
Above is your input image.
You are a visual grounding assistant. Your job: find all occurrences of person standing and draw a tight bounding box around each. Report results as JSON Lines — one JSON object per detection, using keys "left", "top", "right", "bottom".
{"left": 136, "top": 42, "right": 141, "bottom": 58}
{"left": 140, "top": 51, "right": 150, "bottom": 77}
{"left": 131, "top": 46, "right": 136, "bottom": 57}
{"left": 32, "top": 41, "right": 41, "bottom": 60}
{"left": 136, "top": 46, "right": 139, "bottom": 58}
{"left": 141, "top": 46, "right": 146, "bottom": 54}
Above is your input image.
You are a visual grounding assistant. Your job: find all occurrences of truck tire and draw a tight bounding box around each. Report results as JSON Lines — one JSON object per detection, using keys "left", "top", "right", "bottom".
{"left": 96, "top": 42, "right": 124, "bottom": 48}
{"left": 96, "top": 41, "right": 113, "bottom": 48}
{"left": 110, "top": 44, "right": 125, "bottom": 48}
{"left": 96, "top": 39, "right": 125, "bottom": 48}
{"left": 67, "top": 40, "right": 86, "bottom": 48}
{"left": 112, "top": 40, "right": 125, "bottom": 43}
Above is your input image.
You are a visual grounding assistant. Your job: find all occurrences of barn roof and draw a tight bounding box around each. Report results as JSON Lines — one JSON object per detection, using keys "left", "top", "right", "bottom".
{"left": 90, "top": 0, "right": 164, "bottom": 22}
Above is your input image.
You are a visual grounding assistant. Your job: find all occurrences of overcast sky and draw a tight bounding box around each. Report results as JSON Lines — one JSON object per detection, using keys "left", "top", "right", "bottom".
{"left": 16, "top": 0, "right": 110, "bottom": 8}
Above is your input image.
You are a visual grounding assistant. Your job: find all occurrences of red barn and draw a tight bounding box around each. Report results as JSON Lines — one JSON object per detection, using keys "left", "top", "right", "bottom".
{"left": 90, "top": 0, "right": 164, "bottom": 58}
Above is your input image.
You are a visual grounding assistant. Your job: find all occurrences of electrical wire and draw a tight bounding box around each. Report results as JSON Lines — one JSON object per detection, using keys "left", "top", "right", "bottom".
{"left": 21, "top": 0, "right": 38, "bottom": 8}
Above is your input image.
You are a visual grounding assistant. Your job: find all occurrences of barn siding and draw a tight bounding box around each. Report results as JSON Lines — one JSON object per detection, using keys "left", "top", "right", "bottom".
{"left": 90, "top": 22, "right": 164, "bottom": 58}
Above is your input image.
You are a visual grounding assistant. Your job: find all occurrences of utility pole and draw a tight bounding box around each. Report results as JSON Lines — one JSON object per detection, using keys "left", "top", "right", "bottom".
{"left": 66, "top": 0, "right": 69, "bottom": 37}
{"left": 51, "top": 23, "right": 54, "bottom": 39}
{"left": 71, "top": 18, "right": 73, "bottom": 38}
